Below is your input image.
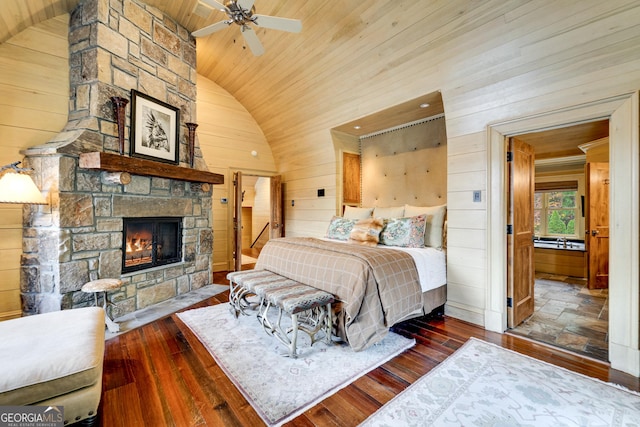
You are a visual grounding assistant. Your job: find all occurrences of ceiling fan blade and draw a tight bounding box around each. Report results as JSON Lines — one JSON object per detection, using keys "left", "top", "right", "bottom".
{"left": 241, "top": 26, "right": 265, "bottom": 56}
{"left": 252, "top": 14, "right": 302, "bottom": 33}
{"left": 237, "top": 0, "right": 256, "bottom": 11}
{"left": 199, "top": 0, "right": 228, "bottom": 12}
{"left": 191, "top": 20, "right": 232, "bottom": 37}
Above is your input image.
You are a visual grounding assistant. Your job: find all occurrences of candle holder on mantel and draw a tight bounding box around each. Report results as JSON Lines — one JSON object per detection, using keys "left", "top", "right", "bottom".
{"left": 111, "top": 96, "right": 129, "bottom": 155}
{"left": 185, "top": 122, "right": 198, "bottom": 168}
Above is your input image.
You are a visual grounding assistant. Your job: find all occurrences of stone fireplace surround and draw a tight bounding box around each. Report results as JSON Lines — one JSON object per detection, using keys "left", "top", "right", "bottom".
{"left": 20, "top": 0, "right": 222, "bottom": 318}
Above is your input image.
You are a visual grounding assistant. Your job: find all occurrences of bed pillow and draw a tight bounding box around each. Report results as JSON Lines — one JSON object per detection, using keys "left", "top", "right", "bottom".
{"left": 343, "top": 206, "right": 374, "bottom": 220}
{"left": 325, "top": 216, "right": 357, "bottom": 241}
{"left": 373, "top": 206, "right": 404, "bottom": 219}
{"left": 379, "top": 214, "right": 428, "bottom": 248}
{"left": 404, "top": 204, "right": 447, "bottom": 249}
{"left": 348, "top": 217, "right": 384, "bottom": 247}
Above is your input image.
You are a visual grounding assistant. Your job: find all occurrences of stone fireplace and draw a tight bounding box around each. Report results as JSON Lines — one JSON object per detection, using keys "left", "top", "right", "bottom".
{"left": 20, "top": 0, "right": 223, "bottom": 317}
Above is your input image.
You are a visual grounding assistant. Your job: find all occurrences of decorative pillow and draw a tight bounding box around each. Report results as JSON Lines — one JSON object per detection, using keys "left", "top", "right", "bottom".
{"left": 373, "top": 206, "right": 405, "bottom": 219}
{"left": 379, "top": 214, "right": 428, "bottom": 248}
{"left": 348, "top": 218, "right": 384, "bottom": 247}
{"left": 325, "top": 216, "right": 357, "bottom": 241}
{"left": 404, "top": 204, "right": 447, "bottom": 249}
{"left": 343, "top": 206, "right": 374, "bottom": 220}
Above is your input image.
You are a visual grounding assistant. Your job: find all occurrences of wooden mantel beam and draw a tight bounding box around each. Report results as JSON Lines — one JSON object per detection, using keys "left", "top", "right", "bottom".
{"left": 79, "top": 152, "right": 224, "bottom": 185}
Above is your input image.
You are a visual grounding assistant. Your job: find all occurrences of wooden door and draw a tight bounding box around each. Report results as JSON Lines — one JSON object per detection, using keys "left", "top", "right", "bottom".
{"left": 233, "top": 171, "right": 242, "bottom": 272}
{"left": 270, "top": 175, "right": 283, "bottom": 238}
{"left": 507, "top": 138, "right": 536, "bottom": 328}
{"left": 586, "top": 162, "right": 609, "bottom": 289}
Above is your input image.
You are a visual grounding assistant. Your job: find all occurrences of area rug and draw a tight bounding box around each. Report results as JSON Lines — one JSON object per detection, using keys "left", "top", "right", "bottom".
{"left": 360, "top": 337, "right": 640, "bottom": 426}
{"left": 176, "top": 303, "right": 415, "bottom": 426}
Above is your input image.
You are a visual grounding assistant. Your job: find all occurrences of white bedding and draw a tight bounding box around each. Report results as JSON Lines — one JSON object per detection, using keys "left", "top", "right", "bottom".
{"left": 320, "top": 238, "right": 446, "bottom": 293}
{"left": 389, "top": 246, "right": 446, "bottom": 293}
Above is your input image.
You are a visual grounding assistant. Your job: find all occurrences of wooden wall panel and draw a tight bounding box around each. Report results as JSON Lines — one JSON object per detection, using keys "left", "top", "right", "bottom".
{"left": 342, "top": 152, "right": 360, "bottom": 205}
{"left": 0, "top": 15, "right": 68, "bottom": 321}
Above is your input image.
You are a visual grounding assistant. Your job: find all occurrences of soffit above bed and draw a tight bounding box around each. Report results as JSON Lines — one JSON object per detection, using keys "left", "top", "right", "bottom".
{"left": 332, "top": 92, "right": 444, "bottom": 138}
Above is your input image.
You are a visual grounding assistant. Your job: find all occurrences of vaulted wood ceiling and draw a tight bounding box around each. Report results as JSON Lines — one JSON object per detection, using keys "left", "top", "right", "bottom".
{"left": 0, "top": 0, "right": 609, "bottom": 155}
{"left": 1, "top": 0, "right": 444, "bottom": 137}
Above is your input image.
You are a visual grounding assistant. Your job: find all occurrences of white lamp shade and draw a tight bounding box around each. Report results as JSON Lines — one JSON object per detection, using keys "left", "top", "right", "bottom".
{"left": 0, "top": 172, "right": 47, "bottom": 204}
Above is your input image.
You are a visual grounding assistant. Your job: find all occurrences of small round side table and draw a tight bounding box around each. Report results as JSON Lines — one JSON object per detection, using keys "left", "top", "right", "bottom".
{"left": 81, "top": 278, "right": 123, "bottom": 333}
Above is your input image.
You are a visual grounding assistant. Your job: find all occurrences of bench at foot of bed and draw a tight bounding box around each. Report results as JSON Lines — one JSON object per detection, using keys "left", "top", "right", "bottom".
{"left": 227, "top": 269, "right": 282, "bottom": 317}
{"left": 227, "top": 270, "right": 335, "bottom": 358}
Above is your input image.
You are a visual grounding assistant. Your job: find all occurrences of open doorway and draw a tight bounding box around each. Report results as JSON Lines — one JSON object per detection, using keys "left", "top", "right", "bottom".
{"left": 239, "top": 175, "right": 269, "bottom": 266}
{"left": 486, "top": 93, "right": 640, "bottom": 377}
{"left": 232, "top": 171, "right": 283, "bottom": 271}
{"left": 506, "top": 121, "right": 610, "bottom": 361}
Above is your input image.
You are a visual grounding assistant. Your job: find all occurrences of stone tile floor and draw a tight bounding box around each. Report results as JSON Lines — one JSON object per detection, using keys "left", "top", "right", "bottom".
{"left": 509, "top": 273, "right": 609, "bottom": 362}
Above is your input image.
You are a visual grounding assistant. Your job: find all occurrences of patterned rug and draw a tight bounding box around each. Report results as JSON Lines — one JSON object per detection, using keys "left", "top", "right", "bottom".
{"left": 360, "top": 337, "right": 640, "bottom": 426}
{"left": 176, "top": 303, "right": 415, "bottom": 427}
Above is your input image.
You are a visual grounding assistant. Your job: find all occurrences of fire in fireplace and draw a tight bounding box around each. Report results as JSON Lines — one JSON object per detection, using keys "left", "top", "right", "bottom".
{"left": 123, "top": 217, "right": 182, "bottom": 273}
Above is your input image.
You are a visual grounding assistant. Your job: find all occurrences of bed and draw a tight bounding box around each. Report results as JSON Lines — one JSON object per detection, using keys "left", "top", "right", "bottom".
{"left": 254, "top": 206, "right": 447, "bottom": 351}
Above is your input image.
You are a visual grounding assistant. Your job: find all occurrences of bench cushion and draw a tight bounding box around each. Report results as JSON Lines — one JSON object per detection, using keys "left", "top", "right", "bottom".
{"left": 0, "top": 307, "right": 105, "bottom": 406}
{"left": 227, "top": 269, "right": 275, "bottom": 285}
{"left": 269, "top": 286, "right": 335, "bottom": 314}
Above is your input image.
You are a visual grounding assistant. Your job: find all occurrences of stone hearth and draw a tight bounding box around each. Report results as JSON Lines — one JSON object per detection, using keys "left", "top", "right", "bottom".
{"left": 20, "top": 0, "right": 221, "bottom": 317}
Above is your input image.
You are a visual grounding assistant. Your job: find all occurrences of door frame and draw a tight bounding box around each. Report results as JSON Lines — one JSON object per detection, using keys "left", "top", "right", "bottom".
{"left": 485, "top": 93, "right": 640, "bottom": 376}
{"left": 227, "top": 168, "right": 281, "bottom": 271}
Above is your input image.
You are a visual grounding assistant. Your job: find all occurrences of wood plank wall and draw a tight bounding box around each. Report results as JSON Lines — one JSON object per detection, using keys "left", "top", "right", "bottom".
{"left": 0, "top": 15, "right": 69, "bottom": 320}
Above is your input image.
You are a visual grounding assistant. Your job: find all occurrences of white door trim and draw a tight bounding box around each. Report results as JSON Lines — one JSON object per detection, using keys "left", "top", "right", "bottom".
{"left": 485, "top": 93, "right": 640, "bottom": 376}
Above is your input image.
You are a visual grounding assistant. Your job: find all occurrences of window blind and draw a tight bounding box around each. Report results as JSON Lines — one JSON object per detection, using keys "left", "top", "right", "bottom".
{"left": 535, "top": 180, "right": 578, "bottom": 192}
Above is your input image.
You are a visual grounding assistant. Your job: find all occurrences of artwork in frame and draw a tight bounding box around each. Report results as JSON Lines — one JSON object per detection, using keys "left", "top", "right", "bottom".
{"left": 130, "top": 90, "right": 180, "bottom": 164}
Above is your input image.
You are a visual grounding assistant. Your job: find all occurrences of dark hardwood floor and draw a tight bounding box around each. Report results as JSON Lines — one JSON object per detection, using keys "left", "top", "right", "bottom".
{"left": 100, "top": 272, "right": 640, "bottom": 426}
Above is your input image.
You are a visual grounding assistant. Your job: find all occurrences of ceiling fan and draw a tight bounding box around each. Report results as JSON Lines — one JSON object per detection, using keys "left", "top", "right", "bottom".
{"left": 192, "top": 0, "right": 302, "bottom": 56}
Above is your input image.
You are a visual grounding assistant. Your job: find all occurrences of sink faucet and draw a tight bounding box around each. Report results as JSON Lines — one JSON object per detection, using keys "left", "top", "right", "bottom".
{"left": 557, "top": 237, "right": 567, "bottom": 248}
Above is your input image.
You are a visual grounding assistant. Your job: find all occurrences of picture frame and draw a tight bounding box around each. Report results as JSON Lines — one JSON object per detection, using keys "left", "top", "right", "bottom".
{"left": 130, "top": 90, "right": 180, "bottom": 164}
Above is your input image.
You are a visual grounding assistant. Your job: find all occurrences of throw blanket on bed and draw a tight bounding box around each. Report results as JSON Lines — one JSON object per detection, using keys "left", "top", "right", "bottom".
{"left": 254, "top": 237, "right": 423, "bottom": 351}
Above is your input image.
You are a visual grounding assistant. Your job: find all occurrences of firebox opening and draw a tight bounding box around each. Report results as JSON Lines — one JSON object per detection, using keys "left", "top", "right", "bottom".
{"left": 123, "top": 217, "right": 183, "bottom": 273}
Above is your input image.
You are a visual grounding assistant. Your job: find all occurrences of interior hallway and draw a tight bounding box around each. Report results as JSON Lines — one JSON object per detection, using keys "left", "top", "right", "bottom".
{"left": 509, "top": 272, "right": 609, "bottom": 361}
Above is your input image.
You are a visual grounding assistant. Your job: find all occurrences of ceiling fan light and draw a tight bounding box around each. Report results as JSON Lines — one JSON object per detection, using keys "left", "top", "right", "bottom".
{"left": 192, "top": 0, "right": 302, "bottom": 55}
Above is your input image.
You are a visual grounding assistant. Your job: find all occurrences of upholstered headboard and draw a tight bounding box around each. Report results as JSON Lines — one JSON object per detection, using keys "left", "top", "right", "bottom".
{"left": 360, "top": 116, "right": 447, "bottom": 208}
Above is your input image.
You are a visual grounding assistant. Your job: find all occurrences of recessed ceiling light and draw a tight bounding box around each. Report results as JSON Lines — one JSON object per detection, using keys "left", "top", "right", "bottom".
{"left": 354, "top": 125, "right": 361, "bottom": 130}
{"left": 419, "top": 103, "right": 430, "bottom": 108}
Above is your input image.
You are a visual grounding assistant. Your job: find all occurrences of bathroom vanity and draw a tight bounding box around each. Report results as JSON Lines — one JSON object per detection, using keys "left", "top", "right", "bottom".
{"left": 534, "top": 239, "right": 587, "bottom": 277}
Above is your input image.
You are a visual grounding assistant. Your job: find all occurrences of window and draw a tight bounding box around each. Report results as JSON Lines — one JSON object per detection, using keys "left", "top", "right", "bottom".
{"left": 534, "top": 190, "right": 579, "bottom": 238}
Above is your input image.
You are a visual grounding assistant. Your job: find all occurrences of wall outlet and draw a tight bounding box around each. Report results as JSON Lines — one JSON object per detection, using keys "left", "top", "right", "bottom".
{"left": 473, "top": 191, "right": 481, "bottom": 203}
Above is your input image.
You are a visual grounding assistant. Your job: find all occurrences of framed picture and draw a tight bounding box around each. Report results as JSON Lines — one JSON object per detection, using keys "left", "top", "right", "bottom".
{"left": 130, "top": 90, "right": 180, "bottom": 164}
